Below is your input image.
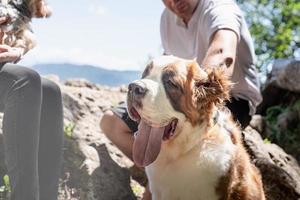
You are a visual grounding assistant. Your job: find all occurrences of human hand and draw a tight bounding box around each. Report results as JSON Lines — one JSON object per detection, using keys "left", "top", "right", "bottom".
{"left": 0, "top": 16, "right": 8, "bottom": 25}
{"left": 201, "top": 29, "right": 237, "bottom": 77}
{"left": 0, "top": 44, "right": 23, "bottom": 63}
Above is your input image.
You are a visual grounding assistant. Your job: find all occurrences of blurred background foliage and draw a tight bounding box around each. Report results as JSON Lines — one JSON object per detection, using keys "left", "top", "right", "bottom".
{"left": 237, "top": 0, "right": 300, "bottom": 69}
{"left": 238, "top": 0, "right": 300, "bottom": 162}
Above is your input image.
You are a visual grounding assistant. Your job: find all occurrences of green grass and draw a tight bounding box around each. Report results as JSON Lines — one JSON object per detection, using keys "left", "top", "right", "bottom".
{"left": 64, "top": 123, "right": 75, "bottom": 138}
{"left": 0, "top": 175, "right": 11, "bottom": 199}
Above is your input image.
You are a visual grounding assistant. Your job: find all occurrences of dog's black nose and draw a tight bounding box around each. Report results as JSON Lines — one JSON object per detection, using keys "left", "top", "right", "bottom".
{"left": 128, "top": 82, "right": 147, "bottom": 97}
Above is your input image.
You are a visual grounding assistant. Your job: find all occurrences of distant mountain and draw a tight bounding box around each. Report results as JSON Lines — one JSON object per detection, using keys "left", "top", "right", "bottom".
{"left": 32, "top": 63, "right": 141, "bottom": 86}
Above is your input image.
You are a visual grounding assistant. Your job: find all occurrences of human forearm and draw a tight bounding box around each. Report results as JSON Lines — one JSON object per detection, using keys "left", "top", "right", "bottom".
{"left": 201, "top": 29, "right": 238, "bottom": 77}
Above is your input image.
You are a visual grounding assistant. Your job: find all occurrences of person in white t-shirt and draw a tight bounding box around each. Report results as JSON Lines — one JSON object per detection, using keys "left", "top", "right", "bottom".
{"left": 100, "top": 0, "right": 262, "bottom": 199}
{"left": 160, "top": 0, "right": 262, "bottom": 120}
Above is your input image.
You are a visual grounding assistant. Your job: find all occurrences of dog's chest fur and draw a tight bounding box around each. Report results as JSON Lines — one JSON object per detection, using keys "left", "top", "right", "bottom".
{"left": 146, "top": 122, "right": 236, "bottom": 200}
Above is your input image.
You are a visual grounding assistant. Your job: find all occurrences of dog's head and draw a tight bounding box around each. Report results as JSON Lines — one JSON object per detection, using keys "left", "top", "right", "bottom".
{"left": 127, "top": 55, "right": 231, "bottom": 167}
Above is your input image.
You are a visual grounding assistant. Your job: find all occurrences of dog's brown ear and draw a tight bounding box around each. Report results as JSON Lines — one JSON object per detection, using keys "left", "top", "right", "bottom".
{"left": 193, "top": 67, "right": 232, "bottom": 107}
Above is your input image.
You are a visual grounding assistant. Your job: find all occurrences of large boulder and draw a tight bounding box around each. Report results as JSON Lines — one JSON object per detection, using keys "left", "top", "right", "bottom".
{"left": 258, "top": 59, "right": 300, "bottom": 114}
{"left": 256, "top": 59, "right": 300, "bottom": 162}
{"left": 243, "top": 127, "right": 300, "bottom": 200}
{"left": 57, "top": 78, "right": 141, "bottom": 200}
{"left": 268, "top": 59, "right": 300, "bottom": 92}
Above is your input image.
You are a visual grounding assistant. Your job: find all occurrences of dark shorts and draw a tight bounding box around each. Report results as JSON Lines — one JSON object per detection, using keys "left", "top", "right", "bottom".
{"left": 112, "top": 98, "right": 251, "bottom": 133}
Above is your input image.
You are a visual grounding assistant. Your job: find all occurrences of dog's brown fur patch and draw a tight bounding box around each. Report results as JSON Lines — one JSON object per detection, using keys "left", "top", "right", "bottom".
{"left": 214, "top": 116, "right": 265, "bottom": 200}
{"left": 162, "top": 61, "right": 232, "bottom": 126}
{"left": 162, "top": 60, "right": 265, "bottom": 199}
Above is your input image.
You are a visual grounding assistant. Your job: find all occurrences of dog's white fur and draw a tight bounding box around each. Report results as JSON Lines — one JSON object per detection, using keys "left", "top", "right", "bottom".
{"left": 147, "top": 122, "right": 235, "bottom": 200}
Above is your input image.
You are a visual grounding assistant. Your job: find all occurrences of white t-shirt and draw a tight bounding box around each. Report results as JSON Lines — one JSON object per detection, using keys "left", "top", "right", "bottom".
{"left": 160, "top": 0, "right": 262, "bottom": 115}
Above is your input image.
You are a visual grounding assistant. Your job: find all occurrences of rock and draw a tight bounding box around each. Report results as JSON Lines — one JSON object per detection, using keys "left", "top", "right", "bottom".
{"left": 256, "top": 84, "right": 290, "bottom": 115}
{"left": 91, "top": 144, "right": 136, "bottom": 200}
{"left": 276, "top": 110, "right": 298, "bottom": 132}
{"left": 243, "top": 127, "right": 300, "bottom": 200}
{"left": 269, "top": 59, "right": 300, "bottom": 93}
{"left": 58, "top": 81, "right": 139, "bottom": 199}
{"left": 257, "top": 59, "right": 300, "bottom": 114}
{"left": 65, "top": 79, "right": 100, "bottom": 90}
{"left": 119, "top": 84, "right": 128, "bottom": 93}
{"left": 249, "top": 114, "right": 265, "bottom": 133}
{"left": 44, "top": 74, "right": 60, "bottom": 84}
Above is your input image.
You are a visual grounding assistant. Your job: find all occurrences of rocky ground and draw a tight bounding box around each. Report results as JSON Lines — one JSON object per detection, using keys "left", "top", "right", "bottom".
{"left": 55, "top": 77, "right": 145, "bottom": 200}
{"left": 0, "top": 59, "right": 299, "bottom": 200}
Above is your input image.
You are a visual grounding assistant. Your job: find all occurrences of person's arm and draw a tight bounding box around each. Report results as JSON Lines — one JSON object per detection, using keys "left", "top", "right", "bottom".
{"left": 201, "top": 29, "right": 238, "bottom": 77}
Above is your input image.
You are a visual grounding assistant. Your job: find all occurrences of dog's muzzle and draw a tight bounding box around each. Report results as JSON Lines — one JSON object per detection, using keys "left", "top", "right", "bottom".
{"left": 127, "top": 80, "right": 179, "bottom": 167}
{"left": 128, "top": 81, "right": 148, "bottom": 109}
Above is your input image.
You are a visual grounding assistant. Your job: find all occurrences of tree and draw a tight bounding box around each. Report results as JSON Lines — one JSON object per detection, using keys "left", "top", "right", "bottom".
{"left": 237, "top": 0, "right": 300, "bottom": 70}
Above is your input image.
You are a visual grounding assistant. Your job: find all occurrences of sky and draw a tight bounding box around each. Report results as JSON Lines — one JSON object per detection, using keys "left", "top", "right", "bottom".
{"left": 20, "top": 0, "right": 165, "bottom": 71}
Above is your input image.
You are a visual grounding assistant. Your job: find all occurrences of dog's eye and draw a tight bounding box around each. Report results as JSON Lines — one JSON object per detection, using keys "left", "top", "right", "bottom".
{"left": 166, "top": 79, "right": 178, "bottom": 89}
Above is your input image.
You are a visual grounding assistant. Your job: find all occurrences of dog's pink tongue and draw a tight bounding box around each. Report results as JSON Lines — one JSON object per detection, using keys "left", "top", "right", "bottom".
{"left": 133, "top": 120, "right": 165, "bottom": 167}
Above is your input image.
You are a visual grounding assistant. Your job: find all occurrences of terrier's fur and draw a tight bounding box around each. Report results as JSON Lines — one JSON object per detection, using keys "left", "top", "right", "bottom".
{"left": 0, "top": 0, "right": 51, "bottom": 54}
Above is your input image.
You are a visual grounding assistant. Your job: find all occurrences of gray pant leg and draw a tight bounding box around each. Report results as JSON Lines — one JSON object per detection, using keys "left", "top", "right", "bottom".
{"left": 39, "top": 78, "right": 63, "bottom": 200}
{"left": 0, "top": 63, "right": 63, "bottom": 200}
{"left": 0, "top": 63, "right": 41, "bottom": 200}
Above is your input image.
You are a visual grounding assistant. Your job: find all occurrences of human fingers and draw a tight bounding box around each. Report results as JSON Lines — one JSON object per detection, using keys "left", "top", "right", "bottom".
{"left": 0, "top": 50, "right": 21, "bottom": 63}
{"left": 0, "top": 44, "right": 11, "bottom": 53}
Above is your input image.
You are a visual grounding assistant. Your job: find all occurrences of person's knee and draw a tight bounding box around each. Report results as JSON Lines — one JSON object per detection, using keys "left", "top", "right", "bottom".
{"left": 100, "top": 110, "right": 116, "bottom": 136}
{"left": 100, "top": 110, "right": 133, "bottom": 140}
{"left": 20, "top": 68, "right": 41, "bottom": 87}
{"left": 41, "top": 78, "right": 62, "bottom": 102}
{"left": 7, "top": 64, "right": 42, "bottom": 94}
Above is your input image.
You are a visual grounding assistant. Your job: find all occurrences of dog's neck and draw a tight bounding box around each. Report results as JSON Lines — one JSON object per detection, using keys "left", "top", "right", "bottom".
{"left": 159, "top": 106, "right": 222, "bottom": 162}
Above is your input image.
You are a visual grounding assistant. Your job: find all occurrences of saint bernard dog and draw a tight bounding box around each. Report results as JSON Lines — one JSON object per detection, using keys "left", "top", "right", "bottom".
{"left": 127, "top": 56, "right": 265, "bottom": 200}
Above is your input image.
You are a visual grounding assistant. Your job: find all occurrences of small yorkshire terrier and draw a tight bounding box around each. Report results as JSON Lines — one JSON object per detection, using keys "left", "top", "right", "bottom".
{"left": 0, "top": 0, "right": 51, "bottom": 57}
